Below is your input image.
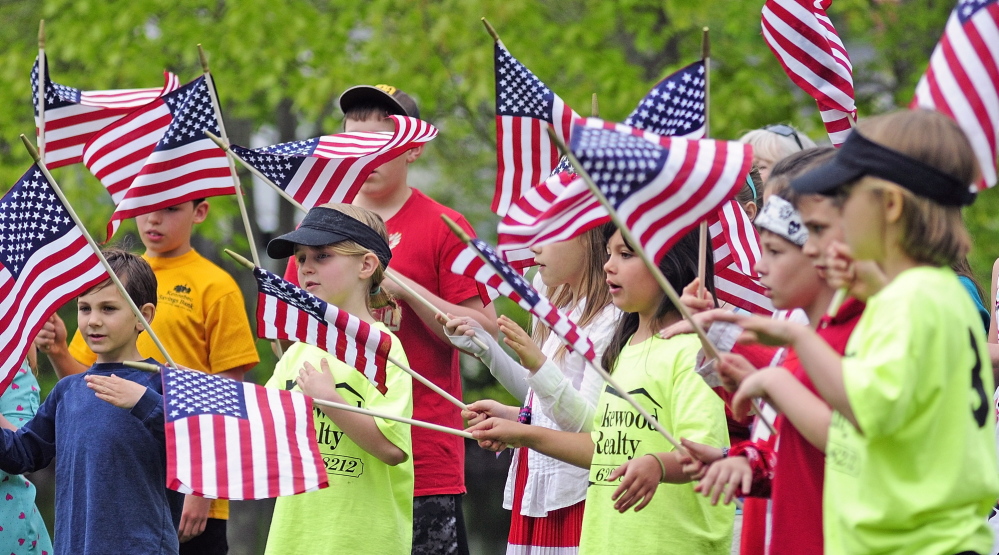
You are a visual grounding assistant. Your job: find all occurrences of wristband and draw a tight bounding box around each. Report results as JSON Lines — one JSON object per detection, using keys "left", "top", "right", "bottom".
{"left": 645, "top": 453, "right": 667, "bottom": 483}
{"left": 721, "top": 447, "right": 729, "bottom": 458}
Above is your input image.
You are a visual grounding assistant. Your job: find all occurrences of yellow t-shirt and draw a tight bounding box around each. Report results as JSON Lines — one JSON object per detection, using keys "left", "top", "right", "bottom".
{"left": 263, "top": 332, "right": 414, "bottom": 555}
{"left": 69, "top": 249, "right": 260, "bottom": 519}
{"left": 825, "top": 266, "right": 999, "bottom": 555}
{"left": 579, "top": 333, "right": 733, "bottom": 555}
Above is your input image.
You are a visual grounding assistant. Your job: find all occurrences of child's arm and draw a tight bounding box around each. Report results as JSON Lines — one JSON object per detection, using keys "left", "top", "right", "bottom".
{"left": 438, "top": 313, "right": 530, "bottom": 403}
{"left": 732, "top": 366, "right": 831, "bottom": 451}
{"left": 297, "top": 359, "right": 407, "bottom": 466}
{"left": 466, "top": 417, "right": 594, "bottom": 469}
{"left": 86, "top": 374, "right": 165, "bottom": 441}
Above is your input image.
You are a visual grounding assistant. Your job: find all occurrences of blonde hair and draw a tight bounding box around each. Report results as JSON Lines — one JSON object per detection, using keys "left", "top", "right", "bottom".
{"left": 317, "top": 202, "right": 395, "bottom": 309}
{"left": 846, "top": 110, "right": 978, "bottom": 267}
{"left": 739, "top": 126, "right": 817, "bottom": 164}
{"left": 533, "top": 224, "right": 614, "bottom": 361}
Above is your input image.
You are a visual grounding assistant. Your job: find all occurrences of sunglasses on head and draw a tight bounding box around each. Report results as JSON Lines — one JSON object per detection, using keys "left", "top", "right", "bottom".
{"left": 764, "top": 124, "right": 804, "bottom": 150}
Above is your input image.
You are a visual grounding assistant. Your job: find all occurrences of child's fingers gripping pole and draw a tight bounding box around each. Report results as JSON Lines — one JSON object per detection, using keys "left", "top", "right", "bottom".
{"left": 312, "top": 398, "right": 473, "bottom": 439}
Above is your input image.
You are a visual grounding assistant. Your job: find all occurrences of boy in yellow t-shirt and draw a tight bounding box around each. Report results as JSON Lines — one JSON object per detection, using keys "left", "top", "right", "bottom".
{"left": 35, "top": 199, "right": 260, "bottom": 555}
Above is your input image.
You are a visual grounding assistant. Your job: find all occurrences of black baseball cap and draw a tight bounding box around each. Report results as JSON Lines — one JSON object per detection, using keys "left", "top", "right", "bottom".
{"left": 266, "top": 207, "right": 392, "bottom": 268}
{"left": 339, "top": 84, "right": 420, "bottom": 119}
{"left": 790, "top": 129, "right": 976, "bottom": 207}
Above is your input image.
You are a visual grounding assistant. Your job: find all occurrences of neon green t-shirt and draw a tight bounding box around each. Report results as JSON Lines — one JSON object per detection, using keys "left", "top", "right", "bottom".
{"left": 263, "top": 326, "right": 414, "bottom": 555}
{"left": 578, "top": 333, "right": 733, "bottom": 555}
{"left": 825, "top": 266, "right": 999, "bottom": 555}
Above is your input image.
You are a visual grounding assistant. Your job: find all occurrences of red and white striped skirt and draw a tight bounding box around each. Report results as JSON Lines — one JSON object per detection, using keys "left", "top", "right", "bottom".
{"left": 506, "top": 448, "right": 585, "bottom": 555}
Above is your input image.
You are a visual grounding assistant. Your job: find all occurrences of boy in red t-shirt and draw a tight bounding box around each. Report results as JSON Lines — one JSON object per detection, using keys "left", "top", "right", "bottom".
{"left": 284, "top": 84, "right": 496, "bottom": 555}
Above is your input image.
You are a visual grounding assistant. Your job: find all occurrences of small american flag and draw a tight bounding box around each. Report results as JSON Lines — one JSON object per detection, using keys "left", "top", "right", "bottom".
{"left": 493, "top": 43, "right": 580, "bottom": 216}
{"left": 254, "top": 267, "right": 391, "bottom": 394}
{"left": 0, "top": 165, "right": 107, "bottom": 396}
{"left": 230, "top": 116, "right": 437, "bottom": 209}
{"left": 162, "top": 366, "right": 328, "bottom": 500}
{"left": 709, "top": 200, "right": 774, "bottom": 315}
{"left": 624, "top": 61, "right": 707, "bottom": 139}
{"left": 496, "top": 172, "right": 608, "bottom": 270}
{"left": 912, "top": 0, "right": 999, "bottom": 189}
{"left": 452, "top": 237, "right": 597, "bottom": 362}
{"left": 83, "top": 75, "right": 235, "bottom": 239}
{"left": 31, "top": 54, "right": 179, "bottom": 169}
{"left": 761, "top": 0, "right": 856, "bottom": 146}
{"left": 570, "top": 118, "right": 753, "bottom": 264}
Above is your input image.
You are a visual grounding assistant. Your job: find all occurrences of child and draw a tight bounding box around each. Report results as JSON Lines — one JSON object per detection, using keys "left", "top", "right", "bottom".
{"left": 725, "top": 110, "right": 999, "bottom": 555}
{"left": 0, "top": 249, "right": 184, "bottom": 554}
{"left": 35, "top": 199, "right": 259, "bottom": 553}
{"left": 263, "top": 203, "right": 414, "bottom": 555}
{"left": 284, "top": 85, "right": 495, "bottom": 554}
{"left": 468, "top": 229, "right": 733, "bottom": 554}
{"left": 739, "top": 124, "right": 817, "bottom": 182}
{"left": 439, "top": 224, "right": 618, "bottom": 553}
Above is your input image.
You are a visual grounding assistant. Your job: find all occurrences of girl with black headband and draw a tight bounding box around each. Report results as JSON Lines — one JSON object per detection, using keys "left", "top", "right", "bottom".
{"left": 262, "top": 203, "right": 416, "bottom": 555}
{"left": 717, "top": 110, "right": 999, "bottom": 555}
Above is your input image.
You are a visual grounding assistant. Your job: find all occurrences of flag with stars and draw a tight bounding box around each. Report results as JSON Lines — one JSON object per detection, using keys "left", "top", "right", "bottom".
{"left": 0, "top": 164, "right": 107, "bottom": 396}
{"left": 569, "top": 117, "right": 753, "bottom": 264}
{"left": 624, "top": 60, "right": 707, "bottom": 139}
{"left": 254, "top": 267, "right": 391, "bottom": 394}
{"left": 31, "top": 54, "right": 179, "bottom": 169}
{"left": 162, "top": 365, "right": 328, "bottom": 500}
{"left": 709, "top": 200, "right": 774, "bottom": 315}
{"left": 912, "top": 0, "right": 999, "bottom": 189}
{"left": 82, "top": 75, "right": 235, "bottom": 239}
{"left": 229, "top": 115, "right": 437, "bottom": 209}
{"left": 451, "top": 237, "right": 597, "bottom": 362}
{"left": 493, "top": 42, "right": 580, "bottom": 217}
{"left": 762, "top": 0, "right": 857, "bottom": 146}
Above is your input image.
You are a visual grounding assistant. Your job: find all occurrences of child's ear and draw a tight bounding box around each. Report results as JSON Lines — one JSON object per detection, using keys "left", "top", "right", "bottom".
{"left": 192, "top": 200, "right": 210, "bottom": 224}
{"left": 744, "top": 201, "right": 759, "bottom": 221}
{"left": 405, "top": 145, "right": 424, "bottom": 163}
{"left": 137, "top": 303, "right": 156, "bottom": 332}
{"left": 882, "top": 187, "right": 905, "bottom": 224}
{"left": 358, "top": 253, "right": 379, "bottom": 280}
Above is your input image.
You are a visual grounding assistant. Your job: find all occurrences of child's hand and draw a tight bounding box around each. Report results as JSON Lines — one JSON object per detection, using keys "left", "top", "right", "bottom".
{"left": 826, "top": 242, "right": 886, "bottom": 302}
{"left": 680, "top": 278, "right": 715, "bottom": 314}
{"left": 498, "top": 315, "right": 546, "bottom": 373}
{"left": 34, "top": 313, "right": 67, "bottom": 353}
{"left": 694, "top": 456, "right": 752, "bottom": 506}
{"left": 465, "top": 417, "right": 527, "bottom": 452}
{"left": 659, "top": 308, "right": 730, "bottom": 340}
{"left": 731, "top": 367, "right": 781, "bottom": 421}
{"left": 608, "top": 454, "right": 664, "bottom": 512}
{"left": 678, "top": 438, "right": 726, "bottom": 481}
{"left": 714, "top": 312, "right": 803, "bottom": 347}
{"left": 715, "top": 353, "right": 759, "bottom": 392}
{"left": 436, "top": 313, "right": 483, "bottom": 338}
{"left": 461, "top": 399, "right": 519, "bottom": 426}
{"left": 296, "top": 359, "right": 337, "bottom": 402}
{"left": 86, "top": 374, "right": 146, "bottom": 409}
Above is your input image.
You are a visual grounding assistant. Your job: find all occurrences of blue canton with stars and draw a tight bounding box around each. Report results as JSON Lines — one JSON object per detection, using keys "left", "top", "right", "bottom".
{"left": 0, "top": 165, "right": 74, "bottom": 278}
{"left": 254, "top": 267, "right": 328, "bottom": 323}
{"left": 569, "top": 125, "right": 669, "bottom": 208}
{"left": 472, "top": 238, "right": 542, "bottom": 306}
{"left": 624, "top": 61, "right": 706, "bottom": 137}
{"left": 156, "top": 76, "right": 221, "bottom": 152}
{"left": 30, "top": 57, "right": 82, "bottom": 115}
{"left": 163, "top": 367, "right": 248, "bottom": 422}
{"left": 957, "top": 0, "right": 997, "bottom": 22}
{"left": 230, "top": 144, "right": 306, "bottom": 192}
{"left": 495, "top": 43, "right": 556, "bottom": 121}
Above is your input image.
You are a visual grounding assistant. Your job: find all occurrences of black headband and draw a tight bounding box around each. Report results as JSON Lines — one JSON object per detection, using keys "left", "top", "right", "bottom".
{"left": 790, "top": 130, "right": 975, "bottom": 206}
{"left": 266, "top": 207, "right": 393, "bottom": 268}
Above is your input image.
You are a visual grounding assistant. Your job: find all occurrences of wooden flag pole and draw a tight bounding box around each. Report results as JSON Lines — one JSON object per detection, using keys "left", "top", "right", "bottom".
{"left": 20, "top": 135, "right": 178, "bottom": 370}
{"left": 545, "top": 128, "right": 776, "bottom": 436}
{"left": 440, "top": 215, "right": 688, "bottom": 455}
{"left": 205, "top": 131, "right": 489, "bottom": 353}
{"left": 481, "top": 17, "right": 503, "bottom": 46}
{"left": 591, "top": 93, "right": 599, "bottom": 118}
{"left": 224, "top": 249, "right": 467, "bottom": 411}
{"left": 124, "top": 360, "right": 472, "bottom": 438}
{"left": 697, "top": 27, "right": 711, "bottom": 299}
{"left": 36, "top": 20, "right": 46, "bottom": 161}
{"left": 198, "top": 46, "right": 262, "bottom": 268}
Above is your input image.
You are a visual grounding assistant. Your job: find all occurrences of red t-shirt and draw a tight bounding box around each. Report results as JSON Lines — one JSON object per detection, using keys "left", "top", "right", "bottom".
{"left": 285, "top": 189, "right": 485, "bottom": 496}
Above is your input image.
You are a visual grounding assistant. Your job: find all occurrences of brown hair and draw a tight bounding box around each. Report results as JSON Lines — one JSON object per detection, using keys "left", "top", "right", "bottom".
{"left": 342, "top": 102, "right": 394, "bottom": 125}
{"left": 316, "top": 203, "right": 395, "bottom": 309}
{"left": 767, "top": 147, "right": 837, "bottom": 205}
{"left": 82, "top": 248, "right": 157, "bottom": 308}
{"left": 734, "top": 166, "right": 764, "bottom": 220}
{"left": 533, "top": 223, "right": 615, "bottom": 361}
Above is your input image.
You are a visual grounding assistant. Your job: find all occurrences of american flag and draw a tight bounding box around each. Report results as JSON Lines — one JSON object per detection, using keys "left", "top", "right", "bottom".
{"left": 162, "top": 366, "right": 328, "bottom": 500}
{"left": 761, "top": 0, "right": 857, "bottom": 146}
{"left": 254, "top": 267, "right": 391, "bottom": 394}
{"left": 912, "top": 0, "right": 999, "bottom": 189}
{"left": 493, "top": 42, "right": 580, "bottom": 216}
{"left": 452, "top": 237, "right": 597, "bottom": 362}
{"left": 569, "top": 118, "right": 753, "bottom": 264}
{"left": 0, "top": 165, "right": 107, "bottom": 396}
{"left": 708, "top": 200, "right": 774, "bottom": 315}
{"left": 31, "top": 55, "right": 179, "bottom": 169}
{"left": 82, "top": 75, "right": 235, "bottom": 239}
{"left": 624, "top": 60, "right": 707, "bottom": 139}
{"left": 229, "top": 115, "right": 437, "bottom": 209}
{"left": 496, "top": 172, "right": 608, "bottom": 270}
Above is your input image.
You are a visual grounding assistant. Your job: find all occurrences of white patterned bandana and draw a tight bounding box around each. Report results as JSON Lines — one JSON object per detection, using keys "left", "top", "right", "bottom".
{"left": 755, "top": 195, "right": 808, "bottom": 246}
